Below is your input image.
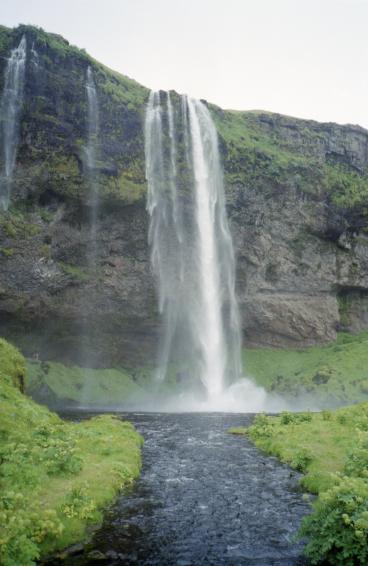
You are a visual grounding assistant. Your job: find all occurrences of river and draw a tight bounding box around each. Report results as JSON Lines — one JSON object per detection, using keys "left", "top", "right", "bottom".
{"left": 61, "top": 412, "right": 310, "bottom": 565}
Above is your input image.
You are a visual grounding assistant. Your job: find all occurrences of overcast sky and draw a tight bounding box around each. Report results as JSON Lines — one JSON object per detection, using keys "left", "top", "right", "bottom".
{"left": 2, "top": 0, "right": 368, "bottom": 128}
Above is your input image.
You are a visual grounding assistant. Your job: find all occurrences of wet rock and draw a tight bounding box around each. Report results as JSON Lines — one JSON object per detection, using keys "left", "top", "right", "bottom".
{"left": 86, "top": 550, "right": 107, "bottom": 561}
{"left": 0, "top": 25, "right": 368, "bottom": 363}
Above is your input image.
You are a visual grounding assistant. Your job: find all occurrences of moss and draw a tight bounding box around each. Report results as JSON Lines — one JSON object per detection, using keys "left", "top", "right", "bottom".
{"left": 322, "top": 162, "right": 368, "bottom": 209}
{"left": 210, "top": 107, "right": 314, "bottom": 189}
{"left": 0, "top": 247, "right": 15, "bottom": 258}
{"left": 104, "top": 172, "right": 146, "bottom": 203}
{"left": 0, "top": 25, "right": 12, "bottom": 54}
{"left": 0, "top": 338, "right": 143, "bottom": 564}
{"left": 40, "top": 244, "right": 51, "bottom": 259}
{"left": 58, "top": 262, "right": 89, "bottom": 281}
{"left": 337, "top": 295, "right": 351, "bottom": 327}
{"left": 0, "top": 211, "right": 42, "bottom": 240}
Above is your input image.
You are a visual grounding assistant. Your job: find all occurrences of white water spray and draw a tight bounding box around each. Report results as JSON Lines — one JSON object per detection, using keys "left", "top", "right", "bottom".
{"left": 145, "top": 91, "right": 242, "bottom": 402}
{"left": 0, "top": 35, "right": 27, "bottom": 210}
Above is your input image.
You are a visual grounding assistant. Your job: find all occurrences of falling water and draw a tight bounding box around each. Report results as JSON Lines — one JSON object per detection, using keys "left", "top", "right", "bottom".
{"left": 78, "top": 66, "right": 100, "bottom": 379}
{"left": 145, "top": 91, "right": 242, "bottom": 401}
{"left": 0, "top": 35, "right": 27, "bottom": 210}
{"left": 85, "top": 66, "right": 99, "bottom": 252}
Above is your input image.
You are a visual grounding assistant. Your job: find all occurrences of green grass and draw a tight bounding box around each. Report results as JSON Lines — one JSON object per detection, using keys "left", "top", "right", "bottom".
{"left": 25, "top": 360, "right": 147, "bottom": 406}
{"left": 233, "top": 405, "right": 368, "bottom": 564}
{"left": 243, "top": 409, "right": 359, "bottom": 493}
{"left": 244, "top": 331, "right": 368, "bottom": 405}
{"left": 24, "top": 330, "right": 368, "bottom": 409}
{"left": 0, "top": 339, "right": 143, "bottom": 565}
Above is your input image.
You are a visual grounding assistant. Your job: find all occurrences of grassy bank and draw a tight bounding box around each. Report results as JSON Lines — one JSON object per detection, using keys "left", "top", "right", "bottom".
{"left": 0, "top": 339, "right": 143, "bottom": 566}
{"left": 231, "top": 403, "right": 368, "bottom": 564}
{"left": 244, "top": 331, "right": 368, "bottom": 405}
{"left": 25, "top": 359, "right": 148, "bottom": 406}
{"left": 25, "top": 358, "right": 190, "bottom": 407}
{"left": 23, "top": 330, "right": 368, "bottom": 410}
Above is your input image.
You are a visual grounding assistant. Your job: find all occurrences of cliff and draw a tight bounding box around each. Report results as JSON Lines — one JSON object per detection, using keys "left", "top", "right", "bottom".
{"left": 0, "top": 24, "right": 368, "bottom": 366}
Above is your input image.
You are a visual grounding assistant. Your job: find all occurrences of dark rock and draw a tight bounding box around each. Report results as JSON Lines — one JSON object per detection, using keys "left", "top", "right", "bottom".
{"left": 0, "top": 24, "right": 368, "bottom": 367}
{"left": 87, "top": 550, "right": 107, "bottom": 561}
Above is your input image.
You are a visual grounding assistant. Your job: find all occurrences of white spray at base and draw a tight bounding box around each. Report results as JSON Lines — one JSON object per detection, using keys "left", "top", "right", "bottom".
{"left": 145, "top": 91, "right": 277, "bottom": 412}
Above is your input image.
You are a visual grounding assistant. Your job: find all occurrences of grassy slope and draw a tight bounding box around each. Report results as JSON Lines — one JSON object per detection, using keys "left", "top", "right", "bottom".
{"left": 22, "top": 330, "right": 368, "bottom": 408}
{"left": 236, "top": 405, "right": 366, "bottom": 493}
{"left": 231, "top": 404, "right": 368, "bottom": 564}
{"left": 0, "top": 339, "right": 143, "bottom": 566}
{"left": 25, "top": 358, "right": 186, "bottom": 406}
{"left": 2, "top": 23, "right": 367, "bottom": 212}
{"left": 25, "top": 359, "right": 148, "bottom": 405}
{"left": 212, "top": 106, "right": 368, "bottom": 212}
{"left": 243, "top": 331, "right": 368, "bottom": 406}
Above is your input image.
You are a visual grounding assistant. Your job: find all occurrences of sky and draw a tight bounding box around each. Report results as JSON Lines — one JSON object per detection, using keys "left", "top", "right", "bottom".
{"left": 2, "top": 0, "right": 368, "bottom": 128}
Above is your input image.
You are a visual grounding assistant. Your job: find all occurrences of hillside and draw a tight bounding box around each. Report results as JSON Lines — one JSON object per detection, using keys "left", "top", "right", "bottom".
{"left": 0, "top": 24, "right": 367, "bottom": 367}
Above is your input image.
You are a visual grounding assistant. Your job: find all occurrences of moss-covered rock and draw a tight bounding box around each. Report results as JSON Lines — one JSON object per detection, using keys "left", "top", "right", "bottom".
{"left": 0, "top": 24, "right": 368, "bottom": 365}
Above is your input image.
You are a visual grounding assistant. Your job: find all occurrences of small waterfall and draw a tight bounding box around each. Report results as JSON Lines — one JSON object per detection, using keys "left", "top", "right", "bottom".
{"left": 0, "top": 35, "right": 27, "bottom": 210}
{"left": 145, "top": 91, "right": 242, "bottom": 401}
{"left": 84, "top": 65, "right": 99, "bottom": 260}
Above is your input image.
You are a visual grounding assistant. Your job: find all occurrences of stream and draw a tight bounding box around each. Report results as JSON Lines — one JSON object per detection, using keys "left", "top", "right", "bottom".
{"left": 62, "top": 413, "right": 310, "bottom": 565}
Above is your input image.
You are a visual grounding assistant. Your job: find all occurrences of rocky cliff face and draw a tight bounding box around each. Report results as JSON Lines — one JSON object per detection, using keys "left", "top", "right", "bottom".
{"left": 0, "top": 25, "right": 368, "bottom": 366}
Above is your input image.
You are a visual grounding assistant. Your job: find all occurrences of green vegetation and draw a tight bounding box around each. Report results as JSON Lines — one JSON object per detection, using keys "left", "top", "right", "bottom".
{"left": 3, "top": 23, "right": 368, "bottom": 214}
{"left": 0, "top": 25, "right": 12, "bottom": 68}
{"left": 0, "top": 210, "right": 42, "bottom": 240}
{"left": 210, "top": 106, "right": 321, "bottom": 193}
{"left": 58, "top": 262, "right": 89, "bottom": 281}
{"left": 26, "top": 359, "right": 147, "bottom": 405}
{"left": 244, "top": 331, "right": 368, "bottom": 405}
{"left": 0, "top": 339, "right": 143, "bottom": 565}
{"left": 323, "top": 163, "right": 368, "bottom": 209}
{"left": 234, "top": 404, "right": 368, "bottom": 564}
{"left": 104, "top": 172, "right": 147, "bottom": 203}
{"left": 0, "top": 24, "right": 147, "bottom": 209}
{"left": 211, "top": 106, "right": 368, "bottom": 221}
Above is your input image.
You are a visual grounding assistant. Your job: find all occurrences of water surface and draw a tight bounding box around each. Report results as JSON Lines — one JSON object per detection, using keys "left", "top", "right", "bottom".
{"left": 63, "top": 413, "right": 310, "bottom": 565}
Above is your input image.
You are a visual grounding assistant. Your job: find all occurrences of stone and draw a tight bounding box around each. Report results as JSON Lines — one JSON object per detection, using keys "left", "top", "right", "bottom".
{"left": 0, "top": 24, "right": 367, "bottom": 367}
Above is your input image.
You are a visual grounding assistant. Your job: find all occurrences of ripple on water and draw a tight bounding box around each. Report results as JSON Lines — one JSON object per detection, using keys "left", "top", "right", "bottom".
{"left": 61, "top": 413, "right": 310, "bottom": 566}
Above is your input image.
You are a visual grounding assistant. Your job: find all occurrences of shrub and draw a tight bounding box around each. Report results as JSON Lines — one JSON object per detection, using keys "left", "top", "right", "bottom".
{"left": 280, "top": 411, "right": 294, "bottom": 424}
{"left": 290, "top": 448, "right": 312, "bottom": 472}
{"left": 322, "top": 410, "right": 333, "bottom": 421}
{"left": 249, "top": 413, "right": 275, "bottom": 438}
{"left": 300, "top": 476, "right": 368, "bottom": 565}
{"left": 280, "top": 411, "right": 312, "bottom": 425}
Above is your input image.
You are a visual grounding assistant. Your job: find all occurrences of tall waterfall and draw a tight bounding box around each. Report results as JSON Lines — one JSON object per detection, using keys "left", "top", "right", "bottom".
{"left": 78, "top": 66, "right": 100, "bottom": 374}
{"left": 145, "top": 91, "right": 241, "bottom": 400}
{"left": 84, "top": 66, "right": 99, "bottom": 259}
{"left": 0, "top": 35, "right": 27, "bottom": 210}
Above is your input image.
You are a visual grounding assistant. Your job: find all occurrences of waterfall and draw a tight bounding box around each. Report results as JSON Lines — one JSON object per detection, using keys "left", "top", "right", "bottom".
{"left": 145, "top": 91, "right": 242, "bottom": 400}
{"left": 85, "top": 65, "right": 99, "bottom": 259}
{"left": 78, "top": 66, "right": 100, "bottom": 375}
{"left": 0, "top": 35, "right": 27, "bottom": 211}
{"left": 80, "top": 66, "right": 99, "bottom": 374}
